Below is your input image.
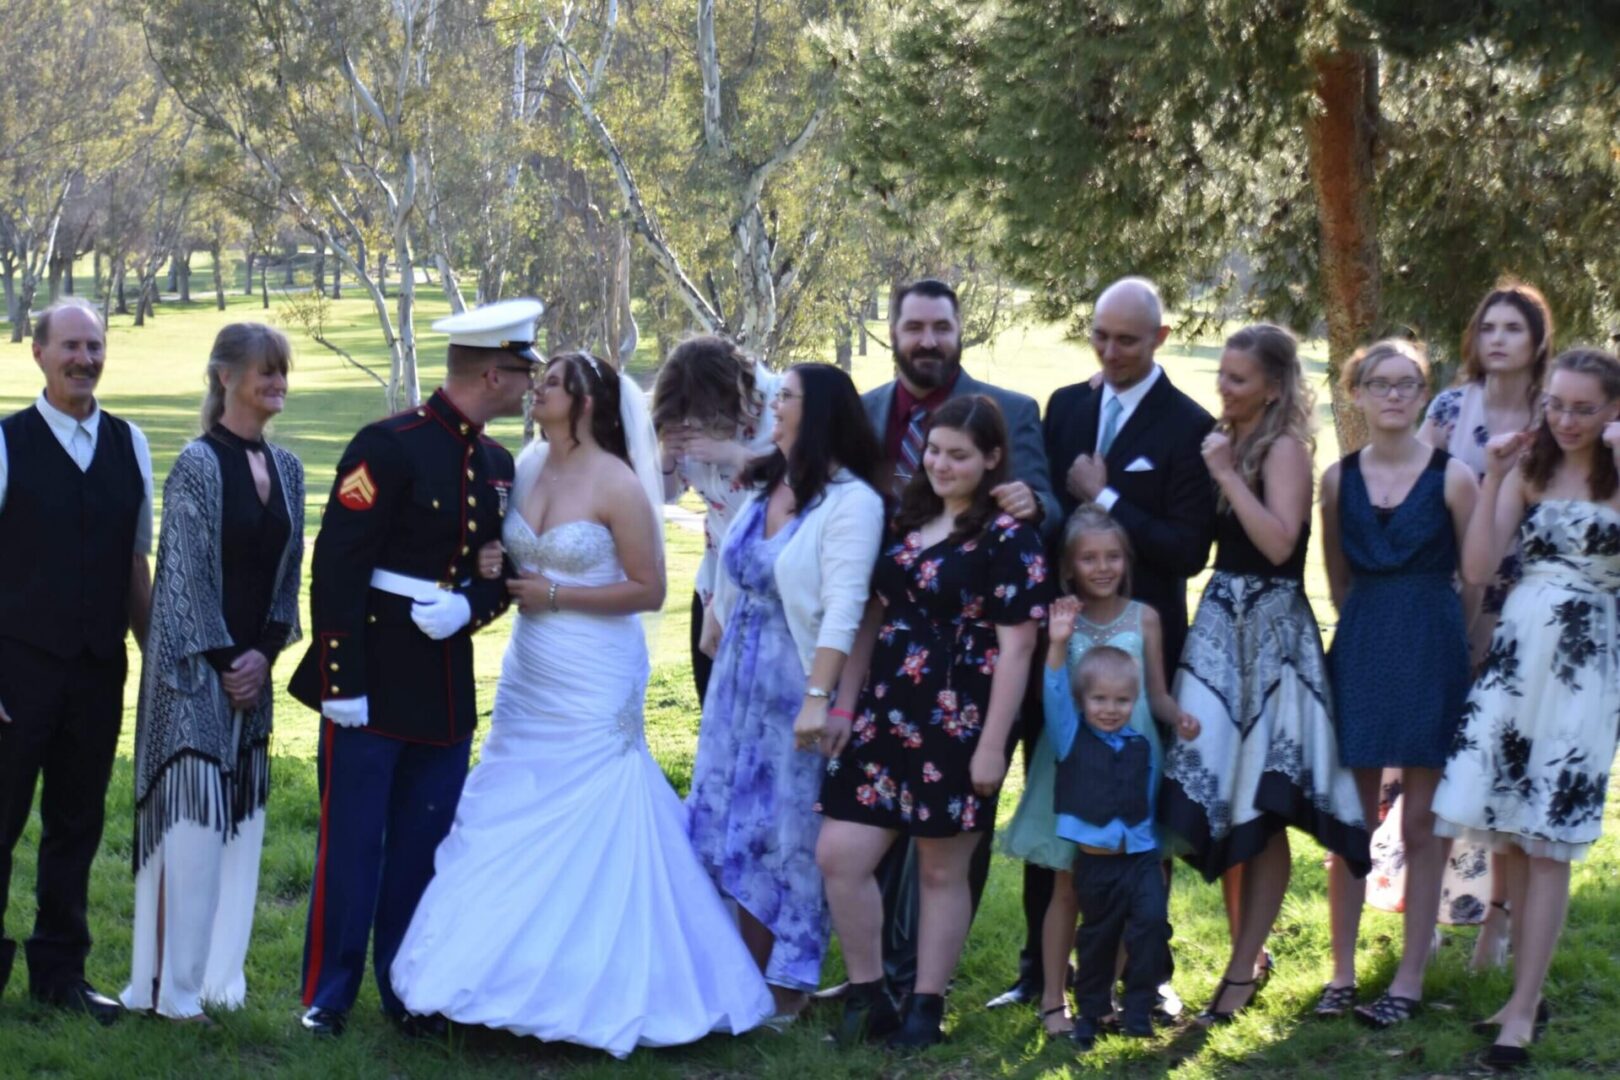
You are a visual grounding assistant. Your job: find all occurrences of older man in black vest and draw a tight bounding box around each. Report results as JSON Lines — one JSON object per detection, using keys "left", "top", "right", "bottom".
{"left": 0, "top": 299, "right": 153, "bottom": 1023}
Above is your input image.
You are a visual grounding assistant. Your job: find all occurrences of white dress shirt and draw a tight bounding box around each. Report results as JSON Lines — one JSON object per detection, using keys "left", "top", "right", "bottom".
{"left": 1094, "top": 363, "right": 1162, "bottom": 512}
{"left": 0, "top": 392, "right": 155, "bottom": 555}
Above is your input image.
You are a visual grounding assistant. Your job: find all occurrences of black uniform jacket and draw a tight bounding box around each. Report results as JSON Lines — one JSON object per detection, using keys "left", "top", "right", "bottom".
{"left": 290, "top": 390, "right": 515, "bottom": 743}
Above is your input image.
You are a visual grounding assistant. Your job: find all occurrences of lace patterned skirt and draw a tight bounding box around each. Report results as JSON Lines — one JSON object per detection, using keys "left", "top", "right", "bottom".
{"left": 1160, "top": 572, "right": 1370, "bottom": 881}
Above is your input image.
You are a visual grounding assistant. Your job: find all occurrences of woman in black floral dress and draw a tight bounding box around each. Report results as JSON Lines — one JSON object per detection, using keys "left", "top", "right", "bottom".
{"left": 1432, "top": 348, "right": 1620, "bottom": 1070}
{"left": 816, "top": 396, "right": 1049, "bottom": 1048}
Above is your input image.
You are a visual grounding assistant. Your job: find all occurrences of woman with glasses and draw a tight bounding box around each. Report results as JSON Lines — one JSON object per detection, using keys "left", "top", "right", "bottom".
{"left": 1431, "top": 348, "right": 1620, "bottom": 1069}
{"left": 1315, "top": 340, "right": 1478, "bottom": 1027}
{"left": 686, "top": 363, "right": 886, "bottom": 1023}
{"left": 652, "top": 336, "right": 783, "bottom": 701}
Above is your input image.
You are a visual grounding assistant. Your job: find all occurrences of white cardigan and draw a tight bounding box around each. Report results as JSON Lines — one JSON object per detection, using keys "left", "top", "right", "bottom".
{"left": 710, "top": 470, "right": 885, "bottom": 676}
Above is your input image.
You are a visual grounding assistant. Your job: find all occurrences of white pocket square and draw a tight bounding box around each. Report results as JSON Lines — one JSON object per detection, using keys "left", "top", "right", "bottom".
{"left": 1124, "top": 457, "right": 1155, "bottom": 472}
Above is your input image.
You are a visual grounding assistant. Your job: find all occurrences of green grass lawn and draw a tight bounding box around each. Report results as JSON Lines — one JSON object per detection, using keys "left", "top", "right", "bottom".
{"left": 2, "top": 289, "right": 1617, "bottom": 1077}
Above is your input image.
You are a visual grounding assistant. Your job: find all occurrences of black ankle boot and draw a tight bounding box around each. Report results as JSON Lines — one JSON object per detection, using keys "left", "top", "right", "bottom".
{"left": 836, "top": 978, "right": 901, "bottom": 1045}
{"left": 887, "top": 991, "right": 945, "bottom": 1049}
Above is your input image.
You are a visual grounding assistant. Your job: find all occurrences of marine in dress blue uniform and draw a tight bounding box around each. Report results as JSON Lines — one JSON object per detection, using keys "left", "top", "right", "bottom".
{"left": 290, "top": 299, "right": 542, "bottom": 1036}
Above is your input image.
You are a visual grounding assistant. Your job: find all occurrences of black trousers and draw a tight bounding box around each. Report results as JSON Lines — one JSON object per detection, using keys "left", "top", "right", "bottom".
{"left": 1070, "top": 849, "right": 1171, "bottom": 1021}
{"left": 689, "top": 590, "right": 713, "bottom": 705}
{"left": 0, "top": 638, "right": 126, "bottom": 996}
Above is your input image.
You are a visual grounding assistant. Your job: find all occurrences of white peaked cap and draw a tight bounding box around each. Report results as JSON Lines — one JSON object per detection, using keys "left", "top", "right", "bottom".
{"left": 431, "top": 298, "right": 545, "bottom": 360}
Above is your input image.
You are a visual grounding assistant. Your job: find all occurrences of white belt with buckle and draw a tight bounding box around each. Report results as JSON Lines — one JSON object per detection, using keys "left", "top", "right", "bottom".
{"left": 369, "top": 569, "right": 467, "bottom": 601}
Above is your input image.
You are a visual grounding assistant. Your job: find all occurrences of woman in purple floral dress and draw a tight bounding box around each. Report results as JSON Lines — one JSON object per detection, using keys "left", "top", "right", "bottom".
{"left": 816, "top": 396, "right": 1050, "bottom": 1048}
{"left": 687, "top": 364, "right": 886, "bottom": 1021}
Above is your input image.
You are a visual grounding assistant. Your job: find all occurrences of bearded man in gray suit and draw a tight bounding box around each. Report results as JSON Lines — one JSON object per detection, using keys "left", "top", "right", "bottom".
{"left": 847, "top": 278, "right": 1057, "bottom": 997}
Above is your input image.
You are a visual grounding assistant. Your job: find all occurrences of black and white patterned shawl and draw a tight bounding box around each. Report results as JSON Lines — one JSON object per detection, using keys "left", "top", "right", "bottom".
{"left": 132, "top": 438, "right": 304, "bottom": 870}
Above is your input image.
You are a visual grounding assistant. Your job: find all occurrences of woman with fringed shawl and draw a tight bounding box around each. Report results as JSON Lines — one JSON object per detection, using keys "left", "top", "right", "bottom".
{"left": 120, "top": 324, "right": 303, "bottom": 1022}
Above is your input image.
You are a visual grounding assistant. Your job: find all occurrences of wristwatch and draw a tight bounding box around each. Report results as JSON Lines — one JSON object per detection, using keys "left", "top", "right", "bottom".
{"left": 804, "top": 687, "right": 832, "bottom": 700}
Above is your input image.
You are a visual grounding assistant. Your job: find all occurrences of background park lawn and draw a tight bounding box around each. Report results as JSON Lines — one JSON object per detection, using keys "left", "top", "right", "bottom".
{"left": 2, "top": 288, "right": 1618, "bottom": 1078}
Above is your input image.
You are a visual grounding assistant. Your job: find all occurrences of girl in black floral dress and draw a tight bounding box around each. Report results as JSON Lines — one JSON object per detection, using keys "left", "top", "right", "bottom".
{"left": 816, "top": 396, "right": 1050, "bottom": 1048}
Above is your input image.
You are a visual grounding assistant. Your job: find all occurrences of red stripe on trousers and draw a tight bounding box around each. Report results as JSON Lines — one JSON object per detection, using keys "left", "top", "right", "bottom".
{"left": 302, "top": 719, "right": 336, "bottom": 1006}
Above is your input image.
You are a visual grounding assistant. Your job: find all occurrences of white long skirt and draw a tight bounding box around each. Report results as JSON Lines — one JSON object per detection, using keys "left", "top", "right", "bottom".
{"left": 120, "top": 811, "right": 265, "bottom": 1018}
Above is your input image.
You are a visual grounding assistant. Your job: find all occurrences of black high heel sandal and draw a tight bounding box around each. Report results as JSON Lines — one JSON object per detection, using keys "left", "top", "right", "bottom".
{"left": 1196, "top": 978, "right": 1258, "bottom": 1026}
{"left": 1040, "top": 1005, "right": 1073, "bottom": 1037}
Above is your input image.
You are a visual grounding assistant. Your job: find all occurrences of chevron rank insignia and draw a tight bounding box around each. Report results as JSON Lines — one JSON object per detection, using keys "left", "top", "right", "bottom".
{"left": 337, "top": 462, "right": 377, "bottom": 510}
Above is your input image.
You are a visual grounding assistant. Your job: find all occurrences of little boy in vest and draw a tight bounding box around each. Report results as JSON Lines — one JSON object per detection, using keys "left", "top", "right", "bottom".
{"left": 1042, "top": 644, "right": 1190, "bottom": 1047}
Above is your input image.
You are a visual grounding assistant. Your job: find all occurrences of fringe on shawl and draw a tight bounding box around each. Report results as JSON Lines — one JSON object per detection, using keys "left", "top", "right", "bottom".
{"left": 132, "top": 738, "right": 271, "bottom": 874}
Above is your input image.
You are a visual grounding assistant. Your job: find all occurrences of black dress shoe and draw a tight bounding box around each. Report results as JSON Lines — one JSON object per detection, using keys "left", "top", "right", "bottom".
{"left": 1069, "top": 1015, "right": 1101, "bottom": 1050}
{"left": 1119, "top": 1011, "right": 1154, "bottom": 1038}
{"left": 985, "top": 978, "right": 1039, "bottom": 1009}
{"left": 40, "top": 981, "right": 123, "bottom": 1026}
{"left": 301, "top": 1006, "right": 348, "bottom": 1036}
{"left": 392, "top": 1012, "right": 449, "bottom": 1040}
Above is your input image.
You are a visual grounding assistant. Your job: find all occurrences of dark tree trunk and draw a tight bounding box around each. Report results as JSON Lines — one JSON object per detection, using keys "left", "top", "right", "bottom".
{"left": 177, "top": 247, "right": 192, "bottom": 303}
{"left": 9, "top": 280, "right": 35, "bottom": 342}
{"left": 166, "top": 253, "right": 179, "bottom": 292}
{"left": 114, "top": 265, "right": 130, "bottom": 315}
{"left": 314, "top": 238, "right": 326, "bottom": 293}
{"left": 857, "top": 317, "right": 868, "bottom": 357}
{"left": 260, "top": 258, "right": 270, "bottom": 309}
{"left": 331, "top": 258, "right": 342, "bottom": 299}
{"left": 377, "top": 252, "right": 388, "bottom": 299}
{"left": 47, "top": 249, "right": 65, "bottom": 301}
{"left": 835, "top": 322, "right": 853, "bottom": 371}
{"left": 283, "top": 243, "right": 296, "bottom": 286}
{"left": 64, "top": 258, "right": 73, "bottom": 296}
{"left": 212, "top": 242, "right": 226, "bottom": 310}
{"left": 1307, "top": 47, "right": 1381, "bottom": 455}
{"left": 243, "top": 249, "right": 255, "bottom": 296}
{"left": 92, "top": 250, "right": 101, "bottom": 299}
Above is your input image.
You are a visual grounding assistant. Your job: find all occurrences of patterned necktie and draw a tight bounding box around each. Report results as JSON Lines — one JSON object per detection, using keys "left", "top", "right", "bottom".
{"left": 899, "top": 405, "right": 928, "bottom": 480}
{"left": 1097, "top": 395, "right": 1123, "bottom": 458}
{"left": 72, "top": 423, "right": 94, "bottom": 471}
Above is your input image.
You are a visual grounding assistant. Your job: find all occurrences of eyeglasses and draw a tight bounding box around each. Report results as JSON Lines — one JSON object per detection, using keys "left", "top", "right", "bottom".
{"left": 1361, "top": 378, "right": 1425, "bottom": 400}
{"left": 1541, "top": 396, "right": 1606, "bottom": 420}
{"left": 774, "top": 389, "right": 803, "bottom": 403}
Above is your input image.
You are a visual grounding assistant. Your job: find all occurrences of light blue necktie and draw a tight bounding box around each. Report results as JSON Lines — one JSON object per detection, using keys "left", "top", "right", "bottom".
{"left": 1097, "top": 395, "right": 1123, "bottom": 458}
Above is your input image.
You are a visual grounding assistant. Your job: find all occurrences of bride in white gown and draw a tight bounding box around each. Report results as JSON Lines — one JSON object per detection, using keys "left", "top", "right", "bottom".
{"left": 390, "top": 352, "right": 774, "bottom": 1057}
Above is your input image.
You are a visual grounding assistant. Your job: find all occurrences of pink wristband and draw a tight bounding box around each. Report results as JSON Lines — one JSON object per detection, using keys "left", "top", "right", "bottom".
{"left": 829, "top": 707, "right": 854, "bottom": 721}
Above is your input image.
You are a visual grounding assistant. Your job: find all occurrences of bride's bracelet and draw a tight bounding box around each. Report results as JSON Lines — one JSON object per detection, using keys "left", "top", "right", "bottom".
{"left": 547, "top": 581, "right": 561, "bottom": 613}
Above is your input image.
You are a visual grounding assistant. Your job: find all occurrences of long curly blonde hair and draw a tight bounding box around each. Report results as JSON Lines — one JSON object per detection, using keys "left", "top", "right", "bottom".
{"left": 1219, "top": 323, "right": 1316, "bottom": 509}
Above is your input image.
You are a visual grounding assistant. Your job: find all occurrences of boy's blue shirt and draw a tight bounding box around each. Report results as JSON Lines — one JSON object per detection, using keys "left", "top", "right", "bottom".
{"left": 1042, "top": 664, "right": 1159, "bottom": 855}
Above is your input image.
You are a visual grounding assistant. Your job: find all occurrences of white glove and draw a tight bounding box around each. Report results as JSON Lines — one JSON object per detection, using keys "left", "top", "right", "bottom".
{"left": 411, "top": 591, "right": 472, "bottom": 640}
{"left": 323, "top": 696, "right": 370, "bottom": 729}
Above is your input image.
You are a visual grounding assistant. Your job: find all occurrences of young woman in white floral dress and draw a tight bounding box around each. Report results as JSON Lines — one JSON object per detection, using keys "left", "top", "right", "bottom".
{"left": 1431, "top": 348, "right": 1620, "bottom": 1070}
